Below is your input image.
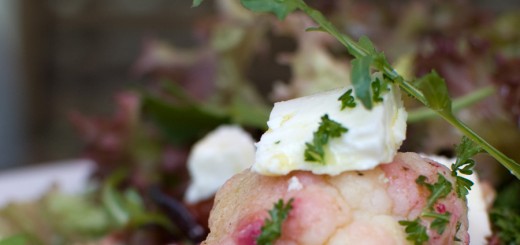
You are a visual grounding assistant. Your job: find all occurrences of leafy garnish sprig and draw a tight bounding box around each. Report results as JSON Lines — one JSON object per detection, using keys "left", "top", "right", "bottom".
{"left": 451, "top": 136, "right": 483, "bottom": 198}
{"left": 193, "top": 0, "right": 520, "bottom": 180}
{"left": 257, "top": 198, "right": 294, "bottom": 245}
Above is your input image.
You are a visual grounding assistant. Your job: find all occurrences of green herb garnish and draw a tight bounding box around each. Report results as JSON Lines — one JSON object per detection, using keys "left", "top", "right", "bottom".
{"left": 371, "top": 78, "right": 385, "bottom": 103}
{"left": 400, "top": 174, "right": 454, "bottom": 244}
{"left": 451, "top": 136, "right": 483, "bottom": 198}
{"left": 423, "top": 211, "right": 451, "bottom": 235}
{"left": 416, "top": 174, "right": 453, "bottom": 209}
{"left": 256, "top": 198, "right": 294, "bottom": 245}
{"left": 398, "top": 218, "right": 429, "bottom": 245}
{"left": 304, "top": 114, "right": 348, "bottom": 164}
{"left": 338, "top": 89, "right": 356, "bottom": 110}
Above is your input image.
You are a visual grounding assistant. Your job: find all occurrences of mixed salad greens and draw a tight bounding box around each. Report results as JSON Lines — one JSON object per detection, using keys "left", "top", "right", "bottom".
{"left": 1, "top": 0, "right": 520, "bottom": 244}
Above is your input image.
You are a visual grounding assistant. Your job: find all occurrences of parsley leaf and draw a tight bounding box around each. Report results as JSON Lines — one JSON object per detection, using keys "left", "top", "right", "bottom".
{"left": 338, "top": 89, "right": 356, "bottom": 109}
{"left": 241, "top": 0, "right": 299, "bottom": 20}
{"left": 414, "top": 71, "right": 452, "bottom": 115}
{"left": 416, "top": 174, "right": 453, "bottom": 210}
{"left": 371, "top": 78, "right": 386, "bottom": 102}
{"left": 399, "top": 218, "right": 429, "bottom": 245}
{"left": 423, "top": 211, "right": 451, "bottom": 235}
{"left": 257, "top": 198, "right": 294, "bottom": 245}
{"left": 351, "top": 56, "right": 374, "bottom": 109}
{"left": 490, "top": 207, "right": 520, "bottom": 245}
{"left": 304, "top": 114, "right": 348, "bottom": 164}
{"left": 451, "top": 136, "right": 483, "bottom": 198}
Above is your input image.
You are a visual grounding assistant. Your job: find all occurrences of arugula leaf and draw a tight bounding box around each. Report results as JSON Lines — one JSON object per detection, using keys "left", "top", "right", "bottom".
{"left": 351, "top": 56, "right": 374, "bottom": 109}
{"left": 338, "top": 89, "right": 356, "bottom": 110}
{"left": 416, "top": 174, "right": 453, "bottom": 210}
{"left": 399, "top": 218, "right": 429, "bottom": 245}
{"left": 414, "top": 71, "right": 452, "bottom": 115}
{"left": 304, "top": 114, "right": 348, "bottom": 164}
{"left": 241, "top": 0, "right": 299, "bottom": 20}
{"left": 451, "top": 136, "right": 482, "bottom": 198}
{"left": 256, "top": 198, "right": 294, "bottom": 245}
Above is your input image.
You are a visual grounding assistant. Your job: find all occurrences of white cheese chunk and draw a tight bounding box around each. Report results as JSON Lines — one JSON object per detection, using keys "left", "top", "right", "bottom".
{"left": 253, "top": 85, "right": 407, "bottom": 175}
{"left": 185, "top": 125, "right": 255, "bottom": 204}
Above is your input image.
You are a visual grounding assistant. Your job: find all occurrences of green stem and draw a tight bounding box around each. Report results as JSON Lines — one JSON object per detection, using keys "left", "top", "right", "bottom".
{"left": 442, "top": 114, "right": 520, "bottom": 179}
{"left": 295, "top": 0, "right": 520, "bottom": 179}
{"left": 408, "top": 86, "right": 495, "bottom": 123}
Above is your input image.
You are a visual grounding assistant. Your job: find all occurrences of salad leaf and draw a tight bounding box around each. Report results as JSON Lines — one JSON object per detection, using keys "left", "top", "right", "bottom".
{"left": 142, "top": 94, "right": 230, "bottom": 145}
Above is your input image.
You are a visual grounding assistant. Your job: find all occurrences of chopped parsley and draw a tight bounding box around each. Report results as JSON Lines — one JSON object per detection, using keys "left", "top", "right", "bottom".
{"left": 304, "top": 114, "right": 348, "bottom": 164}
{"left": 371, "top": 78, "right": 386, "bottom": 102}
{"left": 401, "top": 174, "right": 454, "bottom": 244}
{"left": 416, "top": 174, "right": 453, "bottom": 209}
{"left": 423, "top": 211, "right": 451, "bottom": 235}
{"left": 398, "top": 218, "right": 429, "bottom": 245}
{"left": 338, "top": 89, "right": 356, "bottom": 109}
{"left": 256, "top": 198, "right": 294, "bottom": 245}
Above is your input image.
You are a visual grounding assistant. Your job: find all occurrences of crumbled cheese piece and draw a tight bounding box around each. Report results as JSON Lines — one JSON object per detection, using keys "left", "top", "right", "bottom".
{"left": 253, "top": 85, "right": 407, "bottom": 175}
{"left": 287, "top": 176, "right": 303, "bottom": 191}
{"left": 185, "top": 125, "right": 255, "bottom": 203}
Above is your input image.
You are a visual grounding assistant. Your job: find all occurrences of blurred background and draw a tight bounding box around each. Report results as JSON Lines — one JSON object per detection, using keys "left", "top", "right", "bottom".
{"left": 0, "top": 0, "right": 215, "bottom": 168}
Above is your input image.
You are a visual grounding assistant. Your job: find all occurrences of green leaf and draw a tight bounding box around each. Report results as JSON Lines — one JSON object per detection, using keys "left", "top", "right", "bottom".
{"left": 399, "top": 218, "right": 429, "bottom": 245}
{"left": 371, "top": 78, "right": 385, "bottom": 103}
{"left": 422, "top": 211, "right": 451, "bottom": 235}
{"left": 416, "top": 174, "right": 453, "bottom": 210}
{"left": 451, "top": 136, "right": 482, "bottom": 198}
{"left": 256, "top": 198, "right": 294, "bottom": 245}
{"left": 240, "top": 0, "right": 299, "bottom": 20}
{"left": 192, "top": 0, "right": 203, "bottom": 7}
{"left": 0, "top": 235, "right": 28, "bottom": 245}
{"left": 351, "top": 56, "right": 374, "bottom": 109}
{"left": 490, "top": 207, "right": 520, "bottom": 245}
{"left": 338, "top": 89, "right": 356, "bottom": 110}
{"left": 414, "top": 71, "right": 452, "bottom": 115}
{"left": 102, "top": 172, "right": 130, "bottom": 226}
{"left": 304, "top": 114, "right": 348, "bottom": 164}
{"left": 142, "top": 94, "right": 230, "bottom": 145}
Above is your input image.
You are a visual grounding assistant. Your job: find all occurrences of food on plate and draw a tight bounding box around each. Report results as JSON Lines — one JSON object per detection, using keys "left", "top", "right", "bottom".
{"left": 203, "top": 153, "right": 469, "bottom": 245}
{"left": 203, "top": 78, "right": 472, "bottom": 244}
{"left": 185, "top": 125, "right": 255, "bottom": 204}
{"left": 254, "top": 84, "right": 406, "bottom": 176}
